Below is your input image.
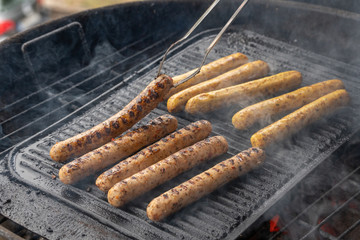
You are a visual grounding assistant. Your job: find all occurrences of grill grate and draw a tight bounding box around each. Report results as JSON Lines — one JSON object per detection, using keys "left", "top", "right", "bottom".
{"left": 5, "top": 28, "right": 360, "bottom": 239}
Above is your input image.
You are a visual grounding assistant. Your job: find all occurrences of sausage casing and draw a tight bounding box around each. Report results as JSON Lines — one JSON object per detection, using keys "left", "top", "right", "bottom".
{"left": 146, "top": 147, "right": 265, "bottom": 221}
{"left": 167, "top": 60, "right": 270, "bottom": 113}
{"left": 232, "top": 79, "right": 345, "bottom": 130}
{"left": 166, "top": 53, "right": 248, "bottom": 98}
{"left": 59, "top": 115, "right": 178, "bottom": 184}
{"left": 96, "top": 120, "right": 212, "bottom": 192}
{"left": 107, "top": 136, "right": 228, "bottom": 208}
{"left": 185, "top": 71, "right": 302, "bottom": 114}
{"left": 251, "top": 89, "right": 350, "bottom": 149}
{"left": 50, "top": 74, "right": 173, "bottom": 162}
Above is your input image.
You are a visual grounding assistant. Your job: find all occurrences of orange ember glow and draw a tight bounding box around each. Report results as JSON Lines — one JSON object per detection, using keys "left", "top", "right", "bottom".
{"left": 269, "top": 215, "right": 280, "bottom": 232}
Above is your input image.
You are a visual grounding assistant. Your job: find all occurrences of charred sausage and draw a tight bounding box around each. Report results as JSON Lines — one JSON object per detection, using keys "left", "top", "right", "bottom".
{"left": 50, "top": 74, "right": 173, "bottom": 162}
{"left": 146, "top": 147, "right": 265, "bottom": 221}
{"left": 167, "top": 60, "right": 270, "bottom": 113}
{"left": 96, "top": 120, "right": 212, "bottom": 192}
{"left": 185, "top": 71, "right": 302, "bottom": 114}
{"left": 107, "top": 136, "right": 228, "bottom": 208}
{"left": 59, "top": 115, "right": 177, "bottom": 184}
{"left": 232, "top": 79, "right": 345, "bottom": 130}
{"left": 251, "top": 89, "right": 350, "bottom": 149}
{"left": 166, "top": 53, "right": 248, "bottom": 98}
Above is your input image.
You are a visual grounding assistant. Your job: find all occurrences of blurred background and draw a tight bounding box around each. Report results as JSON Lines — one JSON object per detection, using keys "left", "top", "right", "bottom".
{"left": 0, "top": 0, "right": 138, "bottom": 42}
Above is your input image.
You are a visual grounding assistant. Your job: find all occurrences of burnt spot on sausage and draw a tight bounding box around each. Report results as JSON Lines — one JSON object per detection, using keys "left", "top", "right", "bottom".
{"left": 86, "top": 136, "right": 92, "bottom": 144}
{"left": 220, "top": 163, "right": 226, "bottom": 168}
{"left": 188, "top": 147, "right": 194, "bottom": 152}
{"left": 144, "top": 97, "right": 150, "bottom": 104}
{"left": 160, "top": 168, "right": 165, "bottom": 173}
{"left": 213, "top": 168, "right": 220, "bottom": 172}
{"left": 162, "top": 138, "right": 168, "bottom": 142}
{"left": 244, "top": 151, "right": 251, "bottom": 157}
{"left": 170, "top": 134, "right": 176, "bottom": 138}
{"left": 96, "top": 132, "right": 102, "bottom": 139}
{"left": 129, "top": 111, "right": 135, "bottom": 118}
{"left": 67, "top": 144, "right": 73, "bottom": 152}
{"left": 121, "top": 117, "right": 128, "bottom": 124}
{"left": 135, "top": 104, "right": 142, "bottom": 113}
{"left": 112, "top": 121, "right": 120, "bottom": 129}
{"left": 149, "top": 89, "right": 159, "bottom": 99}
{"left": 204, "top": 172, "right": 210, "bottom": 176}
{"left": 104, "top": 145, "right": 110, "bottom": 150}
{"left": 191, "top": 123, "right": 199, "bottom": 129}
{"left": 76, "top": 140, "right": 82, "bottom": 147}
{"left": 131, "top": 176, "right": 137, "bottom": 179}
{"left": 157, "top": 82, "right": 165, "bottom": 89}
{"left": 229, "top": 159, "right": 235, "bottom": 165}
{"left": 252, "top": 148, "right": 259, "bottom": 153}
{"left": 171, "top": 189, "right": 179, "bottom": 195}
{"left": 163, "top": 194, "right": 168, "bottom": 199}
{"left": 153, "top": 143, "right": 159, "bottom": 147}
{"left": 184, "top": 126, "right": 190, "bottom": 131}
{"left": 105, "top": 127, "right": 111, "bottom": 134}
{"left": 141, "top": 125, "right": 149, "bottom": 130}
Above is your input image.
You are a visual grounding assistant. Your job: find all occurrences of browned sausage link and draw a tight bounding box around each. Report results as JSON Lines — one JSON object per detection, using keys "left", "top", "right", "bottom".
{"left": 251, "top": 89, "right": 350, "bottom": 149}
{"left": 232, "top": 79, "right": 345, "bottom": 130}
{"left": 146, "top": 147, "right": 265, "bottom": 221}
{"left": 96, "top": 120, "right": 212, "bottom": 192}
{"left": 166, "top": 53, "right": 249, "bottom": 98}
{"left": 50, "top": 74, "right": 173, "bottom": 162}
{"left": 167, "top": 60, "right": 270, "bottom": 113}
{"left": 59, "top": 115, "right": 178, "bottom": 184}
{"left": 185, "top": 71, "right": 302, "bottom": 114}
{"left": 107, "top": 136, "right": 229, "bottom": 208}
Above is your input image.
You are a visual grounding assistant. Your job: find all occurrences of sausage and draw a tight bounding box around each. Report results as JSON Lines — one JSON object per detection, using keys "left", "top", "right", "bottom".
{"left": 185, "top": 71, "right": 302, "bottom": 114}
{"left": 96, "top": 120, "right": 212, "bottom": 192}
{"left": 50, "top": 74, "right": 173, "bottom": 162}
{"left": 166, "top": 53, "right": 248, "bottom": 98}
{"left": 251, "top": 89, "right": 350, "bottom": 149}
{"left": 107, "top": 136, "right": 228, "bottom": 208}
{"left": 167, "top": 60, "right": 270, "bottom": 113}
{"left": 59, "top": 115, "right": 177, "bottom": 184}
{"left": 232, "top": 79, "right": 345, "bottom": 130}
{"left": 146, "top": 147, "right": 265, "bottom": 221}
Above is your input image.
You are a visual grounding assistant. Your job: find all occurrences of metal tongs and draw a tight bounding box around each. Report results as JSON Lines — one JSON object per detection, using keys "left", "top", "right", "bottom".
{"left": 156, "top": 0, "right": 249, "bottom": 87}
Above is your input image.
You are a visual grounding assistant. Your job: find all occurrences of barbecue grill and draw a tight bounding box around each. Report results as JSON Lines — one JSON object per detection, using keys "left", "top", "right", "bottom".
{"left": 1, "top": 0, "right": 360, "bottom": 239}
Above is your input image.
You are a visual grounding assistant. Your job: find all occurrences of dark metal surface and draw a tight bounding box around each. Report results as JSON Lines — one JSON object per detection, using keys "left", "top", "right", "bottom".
{"left": 1, "top": 1, "right": 360, "bottom": 239}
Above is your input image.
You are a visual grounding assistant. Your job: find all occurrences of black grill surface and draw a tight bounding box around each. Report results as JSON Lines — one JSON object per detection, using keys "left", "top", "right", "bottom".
{"left": 4, "top": 29, "right": 360, "bottom": 239}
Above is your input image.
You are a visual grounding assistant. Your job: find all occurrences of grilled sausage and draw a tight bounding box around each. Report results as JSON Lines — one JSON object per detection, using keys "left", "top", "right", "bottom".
{"left": 185, "top": 71, "right": 302, "bottom": 114}
{"left": 166, "top": 53, "right": 248, "bottom": 98}
{"left": 59, "top": 115, "right": 177, "bottom": 185}
{"left": 96, "top": 120, "right": 212, "bottom": 192}
{"left": 107, "top": 136, "right": 228, "bottom": 208}
{"left": 232, "top": 79, "right": 345, "bottom": 130}
{"left": 50, "top": 74, "right": 173, "bottom": 162}
{"left": 147, "top": 147, "right": 265, "bottom": 221}
{"left": 167, "top": 60, "right": 270, "bottom": 113}
{"left": 251, "top": 89, "right": 350, "bottom": 149}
